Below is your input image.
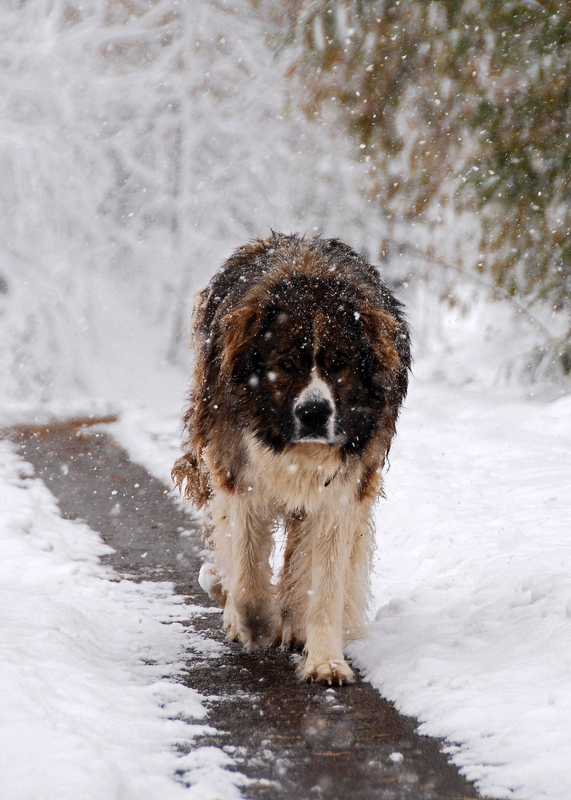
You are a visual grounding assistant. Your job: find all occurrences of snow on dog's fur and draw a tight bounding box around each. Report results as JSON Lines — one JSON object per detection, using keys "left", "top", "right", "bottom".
{"left": 173, "top": 232, "right": 411, "bottom": 684}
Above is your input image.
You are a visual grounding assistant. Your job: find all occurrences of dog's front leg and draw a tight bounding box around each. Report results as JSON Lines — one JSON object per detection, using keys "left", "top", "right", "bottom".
{"left": 297, "top": 505, "right": 358, "bottom": 685}
{"left": 210, "top": 491, "right": 279, "bottom": 651}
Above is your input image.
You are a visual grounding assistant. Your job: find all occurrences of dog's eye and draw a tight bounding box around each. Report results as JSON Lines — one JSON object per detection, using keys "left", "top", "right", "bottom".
{"left": 278, "top": 358, "right": 295, "bottom": 373}
{"left": 328, "top": 358, "right": 347, "bottom": 374}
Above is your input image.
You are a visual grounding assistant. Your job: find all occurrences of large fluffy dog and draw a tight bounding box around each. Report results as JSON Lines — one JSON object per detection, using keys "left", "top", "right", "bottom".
{"left": 172, "top": 233, "right": 411, "bottom": 684}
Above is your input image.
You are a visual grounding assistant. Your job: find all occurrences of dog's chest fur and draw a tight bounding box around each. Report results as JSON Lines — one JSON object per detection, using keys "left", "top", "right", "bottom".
{"left": 243, "top": 434, "right": 357, "bottom": 516}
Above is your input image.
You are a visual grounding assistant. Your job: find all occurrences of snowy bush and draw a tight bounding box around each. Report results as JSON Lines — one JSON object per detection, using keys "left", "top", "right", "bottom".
{"left": 0, "top": 0, "right": 378, "bottom": 403}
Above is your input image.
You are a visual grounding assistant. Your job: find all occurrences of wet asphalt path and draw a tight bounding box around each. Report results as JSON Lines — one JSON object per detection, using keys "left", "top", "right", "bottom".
{"left": 7, "top": 419, "right": 487, "bottom": 800}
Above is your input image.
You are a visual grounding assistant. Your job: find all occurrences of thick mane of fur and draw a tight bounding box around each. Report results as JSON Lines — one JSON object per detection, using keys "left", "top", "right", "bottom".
{"left": 178, "top": 232, "right": 410, "bottom": 483}
{"left": 172, "top": 232, "right": 411, "bottom": 684}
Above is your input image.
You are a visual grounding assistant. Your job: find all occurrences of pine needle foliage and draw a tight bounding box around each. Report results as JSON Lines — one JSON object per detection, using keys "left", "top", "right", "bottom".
{"left": 273, "top": 0, "right": 571, "bottom": 375}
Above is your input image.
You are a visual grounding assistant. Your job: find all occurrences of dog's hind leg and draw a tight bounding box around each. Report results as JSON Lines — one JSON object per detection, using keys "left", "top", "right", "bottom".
{"left": 207, "top": 490, "right": 280, "bottom": 651}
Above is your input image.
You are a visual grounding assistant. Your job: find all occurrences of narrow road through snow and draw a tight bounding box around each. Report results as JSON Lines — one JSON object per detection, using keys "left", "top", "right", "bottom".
{"left": 9, "top": 418, "right": 484, "bottom": 800}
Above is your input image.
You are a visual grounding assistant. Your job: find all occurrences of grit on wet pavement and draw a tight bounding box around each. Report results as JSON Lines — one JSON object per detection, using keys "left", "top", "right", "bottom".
{"left": 7, "top": 419, "right": 486, "bottom": 800}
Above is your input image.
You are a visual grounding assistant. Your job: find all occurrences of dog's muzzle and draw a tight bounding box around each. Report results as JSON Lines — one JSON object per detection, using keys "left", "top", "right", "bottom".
{"left": 295, "top": 398, "right": 333, "bottom": 439}
{"left": 293, "top": 376, "right": 337, "bottom": 444}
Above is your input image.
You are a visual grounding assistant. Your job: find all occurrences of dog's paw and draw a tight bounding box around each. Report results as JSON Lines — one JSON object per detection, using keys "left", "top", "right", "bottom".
{"left": 240, "top": 608, "right": 280, "bottom": 651}
{"left": 223, "top": 595, "right": 279, "bottom": 650}
{"left": 297, "top": 657, "right": 355, "bottom": 685}
{"left": 238, "top": 626, "right": 278, "bottom": 651}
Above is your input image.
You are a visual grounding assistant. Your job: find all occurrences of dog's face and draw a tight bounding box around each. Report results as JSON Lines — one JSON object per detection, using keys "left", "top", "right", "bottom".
{"left": 225, "top": 276, "right": 399, "bottom": 457}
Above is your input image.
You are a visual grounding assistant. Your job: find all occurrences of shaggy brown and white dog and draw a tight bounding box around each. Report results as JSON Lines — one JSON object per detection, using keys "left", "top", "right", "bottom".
{"left": 172, "top": 232, "right": 411, "bottom": 684}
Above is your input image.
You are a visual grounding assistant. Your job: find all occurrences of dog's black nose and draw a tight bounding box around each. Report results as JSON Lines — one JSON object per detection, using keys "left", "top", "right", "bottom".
{"left": 295, "top": 399, "right": 332, "bottom": 436}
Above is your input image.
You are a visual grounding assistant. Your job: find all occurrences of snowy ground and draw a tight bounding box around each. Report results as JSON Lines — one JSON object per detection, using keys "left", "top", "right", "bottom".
{"left": 2, "top": 288, "right": 571, "bottom": 799}
{"left": 102, "top": 371, "right": 571, "bottom": 800}
{"left": 352, "top": 379, "right": 571, "bottom": 800}
{"left": 0, "top": 438, "right": 246, "bottom": 800}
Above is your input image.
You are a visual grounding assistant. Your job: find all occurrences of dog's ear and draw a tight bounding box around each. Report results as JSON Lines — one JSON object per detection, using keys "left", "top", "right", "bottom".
{"left": 220, "top": 302, "right": 261, "bottom": 379}
{"left": 358, "top": 307, "right": 401, "bottom": 374}
{"left": 359, "top": 305, "right": 410, "bottom": 404}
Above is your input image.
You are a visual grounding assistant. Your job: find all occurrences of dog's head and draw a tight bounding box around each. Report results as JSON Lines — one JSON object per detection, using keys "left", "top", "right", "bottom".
{"left": 219, "top": 273, "right": 406, "bottom": 457}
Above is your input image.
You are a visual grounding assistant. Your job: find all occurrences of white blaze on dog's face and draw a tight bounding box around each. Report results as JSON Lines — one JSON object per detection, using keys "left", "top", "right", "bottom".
{"left": 292, "top": 370, "right": 337, "bottom": 444}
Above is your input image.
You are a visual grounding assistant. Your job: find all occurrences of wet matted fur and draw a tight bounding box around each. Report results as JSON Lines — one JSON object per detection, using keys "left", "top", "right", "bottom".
{"left": 172, "top": 232, "right": 411, "bottom": 684}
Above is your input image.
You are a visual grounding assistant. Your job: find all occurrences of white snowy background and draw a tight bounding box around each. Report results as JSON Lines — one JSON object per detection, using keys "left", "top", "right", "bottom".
{"left": 1, "top": 2, "right": 571, "bottom": 799}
